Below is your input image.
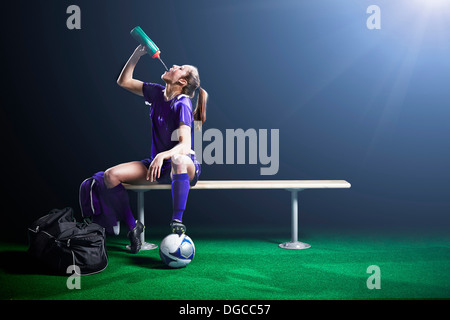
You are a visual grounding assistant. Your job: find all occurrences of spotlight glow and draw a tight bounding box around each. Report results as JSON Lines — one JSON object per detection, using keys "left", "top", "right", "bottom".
{"left": 415, "top": 0, "right": 450, "bottom": 9}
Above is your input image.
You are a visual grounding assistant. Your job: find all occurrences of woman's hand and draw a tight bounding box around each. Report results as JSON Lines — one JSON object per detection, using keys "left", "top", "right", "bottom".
{"left": 133, "top": 44, "right": 148, "bottom": 58}
{"left": 147, "top": 153, "right": 165, "bottom": 182}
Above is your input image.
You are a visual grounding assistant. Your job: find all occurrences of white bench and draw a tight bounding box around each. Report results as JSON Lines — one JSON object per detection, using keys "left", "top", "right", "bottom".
{"left": 124, "top": 180, "right": 351, "bottom": 250}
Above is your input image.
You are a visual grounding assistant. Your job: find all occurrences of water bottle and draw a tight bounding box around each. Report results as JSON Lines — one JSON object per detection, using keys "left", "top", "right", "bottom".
{"left": 130, "top": 26, "right": 161, "bottom": 59}
{"left": 130, "top": 26, "right": 168, "bottom": 71}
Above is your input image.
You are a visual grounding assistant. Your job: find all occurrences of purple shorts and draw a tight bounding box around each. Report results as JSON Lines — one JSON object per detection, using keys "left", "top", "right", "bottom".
{"left": 140, "top": 154, "right": 201, "bottom": 186}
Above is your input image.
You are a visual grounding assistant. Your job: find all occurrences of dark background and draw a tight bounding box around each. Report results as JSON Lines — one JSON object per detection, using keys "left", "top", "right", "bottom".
{"left": 1, "top": 0, "right": 449, "bottom": 243}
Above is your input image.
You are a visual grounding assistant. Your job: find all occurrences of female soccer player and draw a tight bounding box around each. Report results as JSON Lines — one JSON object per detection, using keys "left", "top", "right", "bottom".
{"left": 104, "top": 44, "right": 207, "bottom": 253}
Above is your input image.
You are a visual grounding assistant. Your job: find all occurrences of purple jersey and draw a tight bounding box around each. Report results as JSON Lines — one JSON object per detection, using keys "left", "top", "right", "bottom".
{"left": 142, "top": 82, "right": 194, "bottom": 161}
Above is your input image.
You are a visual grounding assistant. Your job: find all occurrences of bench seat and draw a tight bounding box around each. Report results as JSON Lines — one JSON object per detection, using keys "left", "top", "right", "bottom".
{"left": 124, "top": 180, "right": 351, "bottom": 190}
{"left": 124, "top": 180, "right": 351, "bottom": 250}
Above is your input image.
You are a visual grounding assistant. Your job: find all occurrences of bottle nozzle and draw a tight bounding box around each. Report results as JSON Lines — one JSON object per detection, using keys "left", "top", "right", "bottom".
{"left": 151, "top": 51, "right": 161, "bottom": 59}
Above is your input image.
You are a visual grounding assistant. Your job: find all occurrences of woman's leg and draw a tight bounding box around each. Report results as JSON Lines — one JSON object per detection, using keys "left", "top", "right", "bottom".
{"left": 169, "top": 155, "right": 196, "bottom": 234}
{"left": 104, "top": 161, "right": 149, "bottom": 189}
{"left": 103, "top": 161, "right": 148, "bottom": 230}
{"left": 170, "top": 154, "right": 196, "bottom": 179}
{"left": 103, "top": 161, "right": 148, "bottom": 253}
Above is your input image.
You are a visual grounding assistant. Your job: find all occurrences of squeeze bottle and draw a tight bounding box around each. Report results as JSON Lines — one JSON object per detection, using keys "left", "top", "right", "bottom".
{"left": 130, "top": 26, "right": 162, "bottom": 59}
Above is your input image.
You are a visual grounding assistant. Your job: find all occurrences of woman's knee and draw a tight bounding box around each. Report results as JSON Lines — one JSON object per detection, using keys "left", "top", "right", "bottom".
{"left": 105, "top": 161, "right": 148, "bottom": 188}
{"left": 171, "top": 154, "right": 191, "bottom": 174}
{"left": 104, "top": 167, "right": 120, "bottom": 188}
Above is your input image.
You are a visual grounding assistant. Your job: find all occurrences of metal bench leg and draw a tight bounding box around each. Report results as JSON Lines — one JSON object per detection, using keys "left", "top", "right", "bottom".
{"left": 279, "top": 189, "right": 311, "bottom": 249}
{"left": 126, "top": 190, "right": 158, "bottom": 251}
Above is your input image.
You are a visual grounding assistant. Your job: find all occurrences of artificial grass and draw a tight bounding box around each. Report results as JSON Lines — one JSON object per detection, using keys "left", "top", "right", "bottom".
{"left": 1, "top": 227, "right": 449, "bottom": 300}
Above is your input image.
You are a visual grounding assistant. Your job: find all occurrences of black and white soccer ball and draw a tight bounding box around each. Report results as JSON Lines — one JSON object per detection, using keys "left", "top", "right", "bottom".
{"left": 159, "top": 233, "right": 195, "bottom": 268}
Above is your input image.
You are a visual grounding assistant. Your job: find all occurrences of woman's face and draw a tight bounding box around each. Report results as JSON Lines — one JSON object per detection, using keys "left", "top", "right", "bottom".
{"left": 161, "top": 65, "right": 189, "bottom": 85}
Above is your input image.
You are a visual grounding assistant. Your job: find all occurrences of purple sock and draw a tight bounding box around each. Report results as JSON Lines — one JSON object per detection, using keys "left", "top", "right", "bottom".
{"left": 171, "top": 173, "right": 190, "bottom": 222}
{"left": 105, "top": 183, "right": 136, "bottom": 231}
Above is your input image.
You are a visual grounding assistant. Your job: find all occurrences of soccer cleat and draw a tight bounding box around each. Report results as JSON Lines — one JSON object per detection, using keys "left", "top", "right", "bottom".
{"left": 170, "top": 219, "right": 186, "bottom": 235}
{"left": 127, "top": 220, "right": 144, "bottom": 254}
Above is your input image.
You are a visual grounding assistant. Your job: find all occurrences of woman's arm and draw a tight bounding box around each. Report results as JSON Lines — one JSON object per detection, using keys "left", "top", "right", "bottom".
{"left": 147, "top": 124, "right": 192, "bottom": 181}
{"left": 117, "top": 45, "right": 147, "bottom": 96}
{"left": 160, "top": 124, "right": 192, "bottom": 159}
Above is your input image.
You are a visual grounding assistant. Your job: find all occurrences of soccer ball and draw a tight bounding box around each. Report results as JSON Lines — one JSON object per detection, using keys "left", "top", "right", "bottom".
{"left": 159, "top": 233, "right": 195, "bottom": 268}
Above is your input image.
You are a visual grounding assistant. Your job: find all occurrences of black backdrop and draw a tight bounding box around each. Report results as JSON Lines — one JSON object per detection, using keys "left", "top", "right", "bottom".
{"left": 1, "top": 0, "right": 449, "bottom": 243}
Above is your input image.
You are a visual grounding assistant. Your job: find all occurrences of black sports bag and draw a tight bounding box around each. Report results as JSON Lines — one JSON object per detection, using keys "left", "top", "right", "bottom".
{"left": 28, "top": 207, "right": 108, "bottom": 275}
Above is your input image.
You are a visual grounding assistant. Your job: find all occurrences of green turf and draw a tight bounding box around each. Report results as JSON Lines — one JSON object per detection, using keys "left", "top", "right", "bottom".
{"left": 1, "top": 227, "right": 449, "bottom": 300}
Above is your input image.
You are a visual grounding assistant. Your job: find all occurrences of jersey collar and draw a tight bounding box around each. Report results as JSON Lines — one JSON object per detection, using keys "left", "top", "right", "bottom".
{"left": 162, "top": 89, "right": 190, "bottom": 101}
